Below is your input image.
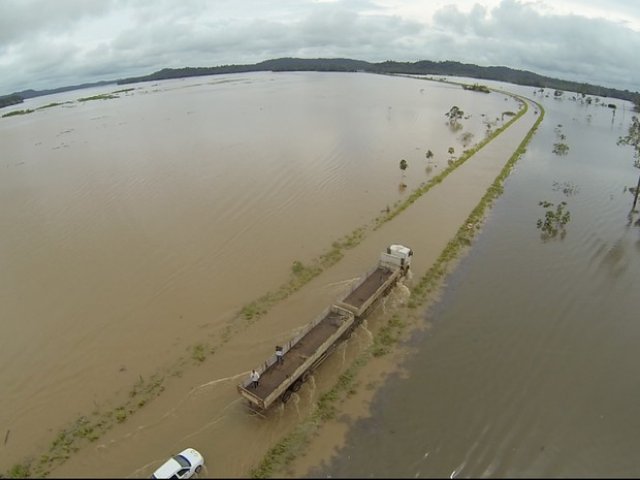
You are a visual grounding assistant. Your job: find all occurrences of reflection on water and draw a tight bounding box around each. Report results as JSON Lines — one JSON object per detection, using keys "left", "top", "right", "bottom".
{"left": 311, "top": 84, "right": 640, "bottom": 476}
{"left": 0, "top": 71, "right": 517, "bottom": 470}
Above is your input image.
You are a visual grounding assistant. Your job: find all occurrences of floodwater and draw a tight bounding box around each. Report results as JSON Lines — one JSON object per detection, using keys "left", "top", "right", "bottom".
{"left": 0, "top": 71, "right": 521, "bottom": 475}
{"left": 304, "top": 83, "right": 640, "bottom": 477}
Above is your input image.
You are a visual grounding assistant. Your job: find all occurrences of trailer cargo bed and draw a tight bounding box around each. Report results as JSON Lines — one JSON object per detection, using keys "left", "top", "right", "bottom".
{"left": 237, "top": 245, "right": 412, "bottom": 411}
{"left": 337, "top": 266, "right": 399, "bottom": 317}
{"left": 238, "top": 306, "right": 354, "bottom": 409}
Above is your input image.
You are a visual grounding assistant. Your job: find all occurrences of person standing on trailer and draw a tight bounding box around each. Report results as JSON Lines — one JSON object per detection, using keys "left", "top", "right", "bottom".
{"left": 275, "top": 346, "right": 284, "bottom": 365}
{"left": 250, "top": 369, "right": 260, "bottom": 389}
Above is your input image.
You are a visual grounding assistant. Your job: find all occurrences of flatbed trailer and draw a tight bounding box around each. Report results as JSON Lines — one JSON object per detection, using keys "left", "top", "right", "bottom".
{"left": 237, "top": 244, "right": 412, "bottom": 411}
{"left": 336, "top": 259, "right": 404, "bottom": 318}
{"left": 237, "top": 305, "right": 354, "bottom": 410}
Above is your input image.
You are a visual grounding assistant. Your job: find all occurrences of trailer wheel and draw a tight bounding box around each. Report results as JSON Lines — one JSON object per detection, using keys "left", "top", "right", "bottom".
{"left": 292, "top": 379, "right": 303, "bottom": 392}
{"left": 301, "top": 371, "right": 311, "bottom": 383}
{"left": 281, "top": 390, "right": 293, "bottom": 403}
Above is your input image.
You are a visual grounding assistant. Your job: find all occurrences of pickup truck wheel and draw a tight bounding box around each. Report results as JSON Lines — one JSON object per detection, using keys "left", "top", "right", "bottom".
{"left": 195, "top": 465, "right": 202, "bottom": 474}
{"left": 282, "top": 390, "right": 293, "bottom": 403}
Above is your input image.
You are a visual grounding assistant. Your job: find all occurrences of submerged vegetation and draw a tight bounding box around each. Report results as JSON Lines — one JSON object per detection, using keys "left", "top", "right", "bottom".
{"left": 4, "top": 366, "right": 172, "bottom": 478}
{"left": 553, "top": 123, "right": 570, "bottom": 156}
{"left": 536, "top": 200, "right": 571, "bottom": 240}
{"left": 462, "top": 83, "right": 490, "bottom": 93}
{"left": 552, "top": 181, "right": 579, "bottom": 197}
{"left": 1, "top": 82, "right": 543, "bottom": 479}
{"left": 77, "top": 93, "right": 118, "bottom": 102}
{"left": 1, "top": 88, "right": 133, "bottom": 122}
{"left": 445, "top": 105, "right": 464, "bottom": 131}
{"left": 553, "top": 142, "right": 569, "bottom": 155}
{"left": 37, "top": 102, "right": 65, "bottom": 109}
{"left": 1, "top": 109, "right": 34, "bottom": 118}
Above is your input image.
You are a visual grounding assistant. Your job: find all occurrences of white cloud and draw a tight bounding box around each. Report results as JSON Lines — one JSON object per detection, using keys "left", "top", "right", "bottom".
{"left": 0, "top": 0, "right": 638, "bottom": 95}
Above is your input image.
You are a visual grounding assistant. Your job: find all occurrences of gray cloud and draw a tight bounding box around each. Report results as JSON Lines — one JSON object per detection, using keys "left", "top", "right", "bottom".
{"left": 0, "top": 0, "right": 116, "bottom": 46}
{"left": 0, "top": 0, "right": 638, "bottom": 95}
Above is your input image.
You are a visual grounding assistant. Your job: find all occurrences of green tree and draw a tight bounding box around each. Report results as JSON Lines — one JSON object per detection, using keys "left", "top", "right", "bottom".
{"left": 445, "top": 105, "right": 464, "bottom": 128}
{"left": 617, "top": 115, "right": 640, "bottom": 211}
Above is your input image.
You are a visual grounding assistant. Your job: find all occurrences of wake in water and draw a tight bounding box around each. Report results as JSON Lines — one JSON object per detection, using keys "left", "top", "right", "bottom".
{"left": 159, "top": 370, "right": 251, "bottom": 420}
{"left": 99, "top": 371, "right": 251, "bottom": 455}
{"left": 358, "top": 319, "right": 374, "bottom": 346}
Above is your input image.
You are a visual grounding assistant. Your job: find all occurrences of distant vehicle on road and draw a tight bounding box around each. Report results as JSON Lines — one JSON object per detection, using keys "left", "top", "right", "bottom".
{"left": 151, "top": 448, "right": 204, "bottom": 479}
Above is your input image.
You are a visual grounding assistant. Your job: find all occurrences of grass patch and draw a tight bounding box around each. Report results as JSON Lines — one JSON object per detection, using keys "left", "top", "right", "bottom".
{"left": 6, "top": 462, "right": 31, "bottom": 478}
{"left": 2, "top": 109, "right": 34, "bottom": 118}
{"left": 114, "top": 407, "right": 128, "bottom": 423}
{"left": 15, "top": 371, "right": 169, "bottom": 478}
{"left": 462, "top": 83, "right": 490, "bottom": 93}
{"left": 234, "top": 227, "right": 368, "bottom": 328}
{"left": 371, "top": 314, "right": 405, "bottom": 357}
{"left": 77, "top": 94, "right": 118, "bottom": 102}
{"left": 112, "top": 88, "right": 135, "bottom": 94}
{"left": 191, "top": 343, "right": 208, "bottom": 363}
{"left": 37, "top": 102, "right": 65, "bottom": 110}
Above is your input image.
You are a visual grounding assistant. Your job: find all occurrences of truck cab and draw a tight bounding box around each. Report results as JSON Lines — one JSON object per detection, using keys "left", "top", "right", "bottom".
{"left": 383, "top": 244, "right": 413, "bottom": 272}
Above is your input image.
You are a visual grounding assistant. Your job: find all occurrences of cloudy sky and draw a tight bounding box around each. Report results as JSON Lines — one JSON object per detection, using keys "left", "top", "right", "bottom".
{"left": 1, "top": 0, "right": 639, "bottom": 96}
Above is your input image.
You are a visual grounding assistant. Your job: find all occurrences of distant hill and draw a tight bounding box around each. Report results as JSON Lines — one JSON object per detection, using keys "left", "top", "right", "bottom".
{"left": 116, "top": 57, "right": 639, "bottom": 106}
{"left": 2, "top": 57, "right": 638, "bottom": 109}
{"left": 0, "top": 80, "right": 115, "bottom": 108}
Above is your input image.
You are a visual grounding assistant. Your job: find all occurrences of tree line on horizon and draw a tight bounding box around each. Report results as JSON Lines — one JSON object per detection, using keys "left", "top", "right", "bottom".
{"left": 1, "top": 57, "right": 639, "bottom": 110}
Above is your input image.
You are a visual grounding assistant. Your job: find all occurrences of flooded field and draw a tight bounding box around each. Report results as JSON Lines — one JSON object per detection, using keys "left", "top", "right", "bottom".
{"left": 0, "top": 71, "right": 522, "bottom": 476}
{"left": 303, "top": 82, "right": 640, "bottom": 477}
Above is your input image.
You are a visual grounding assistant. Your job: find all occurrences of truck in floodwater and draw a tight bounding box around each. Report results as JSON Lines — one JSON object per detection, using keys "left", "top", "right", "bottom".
{"left": 237, "top": 244, "right": 413, "bottom": 411}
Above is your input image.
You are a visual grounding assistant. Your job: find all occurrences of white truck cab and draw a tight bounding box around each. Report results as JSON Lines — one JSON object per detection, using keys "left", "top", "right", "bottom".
{"left": 382, "top": 244, "right": 413, "bottom": 272}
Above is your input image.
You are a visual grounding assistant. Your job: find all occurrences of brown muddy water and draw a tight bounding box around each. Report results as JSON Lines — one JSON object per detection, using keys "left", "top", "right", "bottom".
{"left": 303, "top": 83, "right": 640, "bottom": 478}
{"left": 0, "top": 71, "right": 521, "bottom": 476}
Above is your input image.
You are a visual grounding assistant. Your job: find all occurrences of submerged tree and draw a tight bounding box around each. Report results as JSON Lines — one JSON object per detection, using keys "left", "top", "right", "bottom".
{"left": 617, "top": 115, "right": 640, "bottom": 211}
{"left": 537, "top": 201, "right": 571, "bottom": 240}
{"left": 553, "top": 143, "right": 569, "bottom": 155}
{"left": 445, "top": 105, "right": 464, "bottom": 130}
{"left": 459, "top": 131, "right": 474, "bottom": 148}
{"left": 398, "top": 159, "right": 408, "bottom": 190}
